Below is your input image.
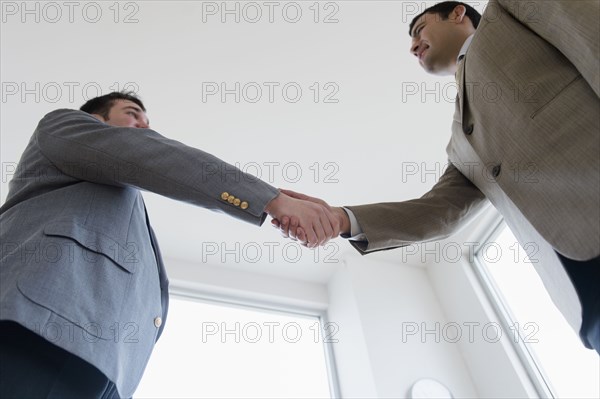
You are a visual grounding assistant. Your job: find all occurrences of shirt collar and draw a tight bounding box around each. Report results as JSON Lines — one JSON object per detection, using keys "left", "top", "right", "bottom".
{"left": 457, "top": 34, "right": 475, "bottom": 62}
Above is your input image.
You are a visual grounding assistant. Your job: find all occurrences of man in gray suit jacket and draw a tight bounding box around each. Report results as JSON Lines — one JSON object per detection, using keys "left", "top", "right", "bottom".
{"left": 0, "top": 92, "right": 340, "bottom": 398}
{"left": 276, "top": 0, "right": 599, "bottom": 354}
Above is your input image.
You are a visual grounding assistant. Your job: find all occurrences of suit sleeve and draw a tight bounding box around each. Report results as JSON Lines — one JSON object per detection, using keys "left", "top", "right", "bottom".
{"left": 497, "top": 0, "right": 599, "bottom": 98}
{"left": 346, "top": 164, "right": 489, "bottom": 254}
{"left": 34, "top": 109, "right": 279, "bottom": 225}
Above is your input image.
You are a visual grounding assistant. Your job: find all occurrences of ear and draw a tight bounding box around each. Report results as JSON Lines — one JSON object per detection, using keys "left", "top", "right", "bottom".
{"left": 452, "top": 5, "right": 467, "bottom": 23}
{"left": 90, "top": 113, "right": 106, "bottom": 123}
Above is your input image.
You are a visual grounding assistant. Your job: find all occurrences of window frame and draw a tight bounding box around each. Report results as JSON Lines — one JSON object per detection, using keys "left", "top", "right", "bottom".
{"left": 471, "top": 219, "right": 556, "bottom": 398}
{"left": 167, "top": 283, "right": 342, "bottom": 398}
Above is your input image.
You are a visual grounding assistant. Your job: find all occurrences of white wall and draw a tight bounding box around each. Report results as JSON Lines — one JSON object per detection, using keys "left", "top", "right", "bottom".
{"left": 425, "top": 209, "right": 540, "bottom": 398}
{"left": 324, "top": 207, "right": 538, "bottom": 398}
{"left": 327, "top": 252, "right": 479, "bottom": 398}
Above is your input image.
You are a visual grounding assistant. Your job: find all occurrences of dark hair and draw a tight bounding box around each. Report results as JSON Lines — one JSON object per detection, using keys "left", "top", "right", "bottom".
{"left": 409, "top": 1, "right": 481, "bottom": 36}
{"left": 80, "top": 91, "right": 146, "bottom": 119}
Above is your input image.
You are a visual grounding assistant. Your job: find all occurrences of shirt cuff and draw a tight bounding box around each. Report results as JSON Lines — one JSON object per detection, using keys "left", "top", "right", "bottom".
{"left": 342, "top": 207, "right": 367, "bottom": 241}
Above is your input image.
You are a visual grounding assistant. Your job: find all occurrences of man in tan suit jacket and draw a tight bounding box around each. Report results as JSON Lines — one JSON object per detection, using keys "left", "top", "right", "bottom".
{"left": 276, "top": 0, "right": 599, "bottom": 353}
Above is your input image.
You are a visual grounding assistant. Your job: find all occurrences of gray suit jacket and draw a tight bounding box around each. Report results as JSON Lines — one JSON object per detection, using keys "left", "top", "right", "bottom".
{"left": 347, "top": 0, "right": 599, "bottom": 332}
{"left": 0, "top": 109, "right": 279, "bottom": 397}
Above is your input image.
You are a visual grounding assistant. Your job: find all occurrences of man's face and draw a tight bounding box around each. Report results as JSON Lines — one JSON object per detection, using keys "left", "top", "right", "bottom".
{"left": 410, "top": 10, "right": 469, "bottom": 76}
{"left": 95, "top": 99, "right": 149, "bottom": 128}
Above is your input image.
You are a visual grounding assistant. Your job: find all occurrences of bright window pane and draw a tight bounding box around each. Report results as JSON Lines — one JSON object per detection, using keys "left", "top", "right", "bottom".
{"left": 478, "top": 226, "right": 599, "bottom": 398}
{"left": 134, "top": 296, "right": 332, "bottom": 398}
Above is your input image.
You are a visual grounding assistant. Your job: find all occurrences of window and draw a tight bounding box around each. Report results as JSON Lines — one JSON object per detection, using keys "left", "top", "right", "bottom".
{"left": 475, "top": 223, "right": 599, "bottom": 398}
{"left": 134, "top": 295, "right": 336, "bottom": 398}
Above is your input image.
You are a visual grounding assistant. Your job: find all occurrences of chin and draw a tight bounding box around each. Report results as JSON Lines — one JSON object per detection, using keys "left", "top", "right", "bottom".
{"left": 424, "top": 64, "right": 452, "bottom": 77}
{"left": 421, "top": 63, "right": 436, "bottom": 75}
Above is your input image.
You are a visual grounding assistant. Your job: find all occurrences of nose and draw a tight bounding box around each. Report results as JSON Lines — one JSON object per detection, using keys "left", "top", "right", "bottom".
{"left": 411, "top": 40, "right": 420, "bottom": 57}
{"left": 137, "top": 120, "right": 149, "bottom": 129}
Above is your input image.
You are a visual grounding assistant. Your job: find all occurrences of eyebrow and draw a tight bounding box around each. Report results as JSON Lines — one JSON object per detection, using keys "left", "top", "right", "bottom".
{"left": 123, "top": 105, "right": 150, "bottom": 126}
{"left": 411, "top": 20, "right": 425, "bottom": 38}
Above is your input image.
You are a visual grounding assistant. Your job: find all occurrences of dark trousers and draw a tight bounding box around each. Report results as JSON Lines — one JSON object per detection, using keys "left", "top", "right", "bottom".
{"left": 557, "top": 253, "right": 600, "bottom": 355}
{"left": 0, "top": 321, "right": 121, "bottom": 398}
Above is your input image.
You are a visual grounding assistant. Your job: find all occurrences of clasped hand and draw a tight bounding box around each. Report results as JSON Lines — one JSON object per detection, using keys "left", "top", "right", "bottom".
{"left": 265, "top": 189, "right": 348, "bottom": 248}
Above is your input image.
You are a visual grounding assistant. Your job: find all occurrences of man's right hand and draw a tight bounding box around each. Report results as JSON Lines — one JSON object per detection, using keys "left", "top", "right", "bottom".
{"left": 265, "top": 190, "right": 343, "bottom": 248}
{"left": 270, "top": 189, "right": 350, "bottom": 246}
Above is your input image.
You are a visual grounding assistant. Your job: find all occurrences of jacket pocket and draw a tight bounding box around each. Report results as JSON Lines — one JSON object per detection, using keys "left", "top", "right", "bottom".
{"left": 42, "top": 221, "right": 138, "bottom": 273}
{"left": 530, "top": 75, "right": 583, "bottom": 119}
{"left": 16, "top": 222, "right": 136, "bottom": 339}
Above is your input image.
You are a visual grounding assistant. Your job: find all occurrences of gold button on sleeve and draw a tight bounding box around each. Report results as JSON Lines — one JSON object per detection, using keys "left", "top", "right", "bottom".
{"left": 240, "top": 201, "right": 249, "bottom": 210}
{"left": 221, "top": 192, "right": 229, "bottom": 201}
{"left": 227, "top": 195, "right": 235, "bottom": 203}
{"left": 233, "top": 198, "right": 241, "bottom": 206}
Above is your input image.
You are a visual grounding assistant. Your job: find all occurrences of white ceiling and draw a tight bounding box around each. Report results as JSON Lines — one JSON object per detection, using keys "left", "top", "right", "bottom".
{"left": 1, "top": 1, "right": 486, "bottom": 284}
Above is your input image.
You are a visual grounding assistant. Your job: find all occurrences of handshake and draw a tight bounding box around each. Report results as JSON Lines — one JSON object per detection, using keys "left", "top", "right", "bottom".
{"left": 265, "top": 189, "right": 351, "bottom": 248}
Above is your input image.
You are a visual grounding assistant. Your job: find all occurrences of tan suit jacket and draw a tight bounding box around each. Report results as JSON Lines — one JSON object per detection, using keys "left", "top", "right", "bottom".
{"left": 347, "top": 0, "right": 599, "bottom": 331}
